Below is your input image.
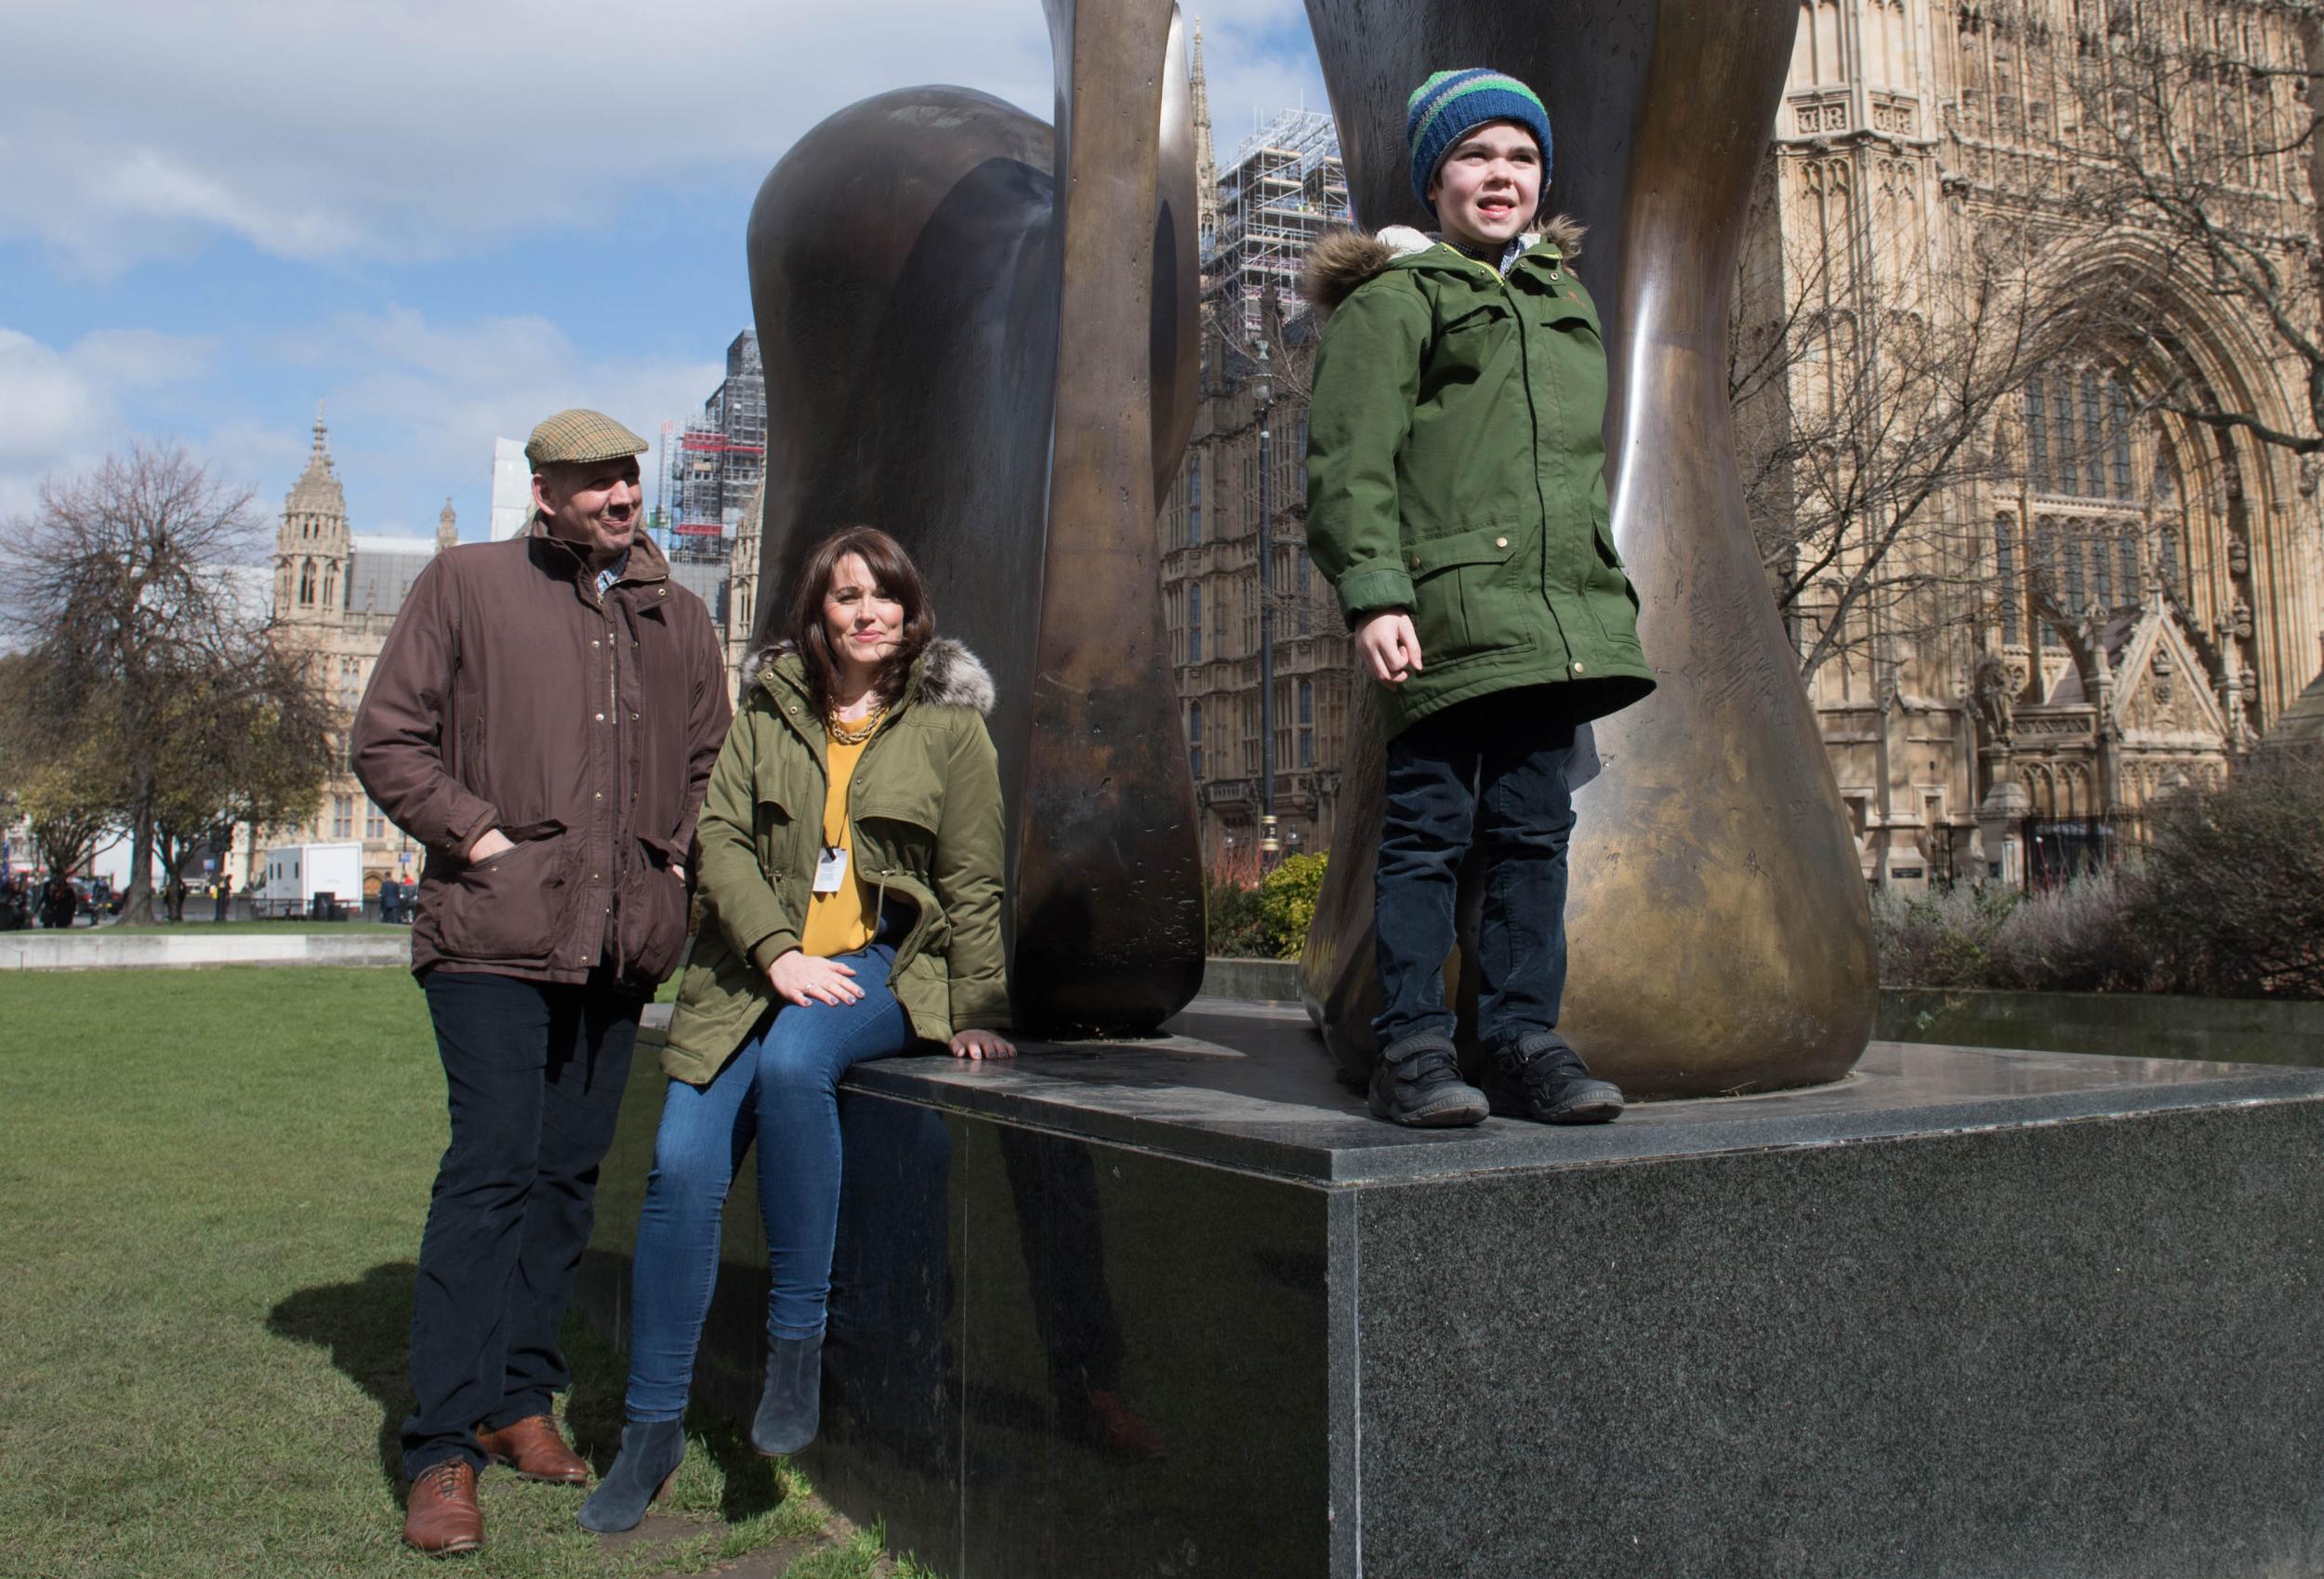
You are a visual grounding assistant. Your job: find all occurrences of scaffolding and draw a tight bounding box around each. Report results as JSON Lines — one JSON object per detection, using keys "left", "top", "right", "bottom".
{"left": 1208, "top": 109, "right": 1349, "bottom": 337}
{"left": 663, "top": 331, "right": 766, "bottom": 561}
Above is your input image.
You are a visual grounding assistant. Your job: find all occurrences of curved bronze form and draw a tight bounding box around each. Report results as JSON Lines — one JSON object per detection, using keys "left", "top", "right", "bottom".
{"left": 1300, "top": 0, "right": 1878, "bottom": 1098}
{"left": 746, "top": 3, "right": 1202, "bottom": 1037}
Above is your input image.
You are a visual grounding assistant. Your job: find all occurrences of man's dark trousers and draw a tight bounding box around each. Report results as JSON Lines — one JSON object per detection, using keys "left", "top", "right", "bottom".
{"left": 403, "top": 967, "right": 640, "bottom": 1479}
{"left": 1371, "top": 686, "right": 1579, "bottom": 1053}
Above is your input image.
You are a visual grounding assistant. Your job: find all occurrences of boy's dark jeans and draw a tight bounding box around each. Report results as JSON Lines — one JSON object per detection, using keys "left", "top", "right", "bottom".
{"left": 1373, "top": 686, "right": 1578, "bottom": 1053}
{"left": 402, "top": 967, "right": 640, "bottom": 1480}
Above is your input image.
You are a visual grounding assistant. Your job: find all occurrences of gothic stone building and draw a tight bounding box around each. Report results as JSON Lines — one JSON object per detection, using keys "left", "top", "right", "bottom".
{"left": 1752, "top": 0, "right": 2324, "bottom": 886}
{"left": 259, "top": 414, "right": 458, "bottom": 898}
{"left": 1160, "top": 304, "right": 1353, "bottom": 870}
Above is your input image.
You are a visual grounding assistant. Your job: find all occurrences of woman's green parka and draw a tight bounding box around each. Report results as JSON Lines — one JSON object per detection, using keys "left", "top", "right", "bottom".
{"left": 661, "top": 638, "right": 1010, "bottom": 1085}
{"left": 1301, "top": 220, "right": 1655, "bottom": 738}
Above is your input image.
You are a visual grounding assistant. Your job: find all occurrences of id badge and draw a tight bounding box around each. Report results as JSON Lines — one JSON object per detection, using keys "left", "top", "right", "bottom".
{"left": 813, "top": 845, "right": 849, "bottom": 894}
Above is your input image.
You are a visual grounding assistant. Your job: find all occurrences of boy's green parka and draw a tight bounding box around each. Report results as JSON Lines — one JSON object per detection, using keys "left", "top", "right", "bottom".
{"left": 661, "top": 638, "right": 1010, "bottom": 1085}
{"left": 1301, "top": 220, "right": 1655, "bottom": 738}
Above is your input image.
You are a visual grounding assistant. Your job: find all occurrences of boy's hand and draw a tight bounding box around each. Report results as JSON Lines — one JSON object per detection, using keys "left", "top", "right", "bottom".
{"left": 1355, "top": 610, "right": 1424, "bottom": 685}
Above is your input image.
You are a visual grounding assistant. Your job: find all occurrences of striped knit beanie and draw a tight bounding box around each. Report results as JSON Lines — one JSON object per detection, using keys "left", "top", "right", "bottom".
{"left": 1406, "top": 69, "right": 1553, "bottom": 211}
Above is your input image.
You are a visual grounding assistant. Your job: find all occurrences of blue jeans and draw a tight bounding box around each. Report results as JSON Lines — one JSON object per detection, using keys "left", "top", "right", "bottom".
{"left": 623, "top": 941, "right": 917, "bottom": 1423}
{"left": 1372, "top": 687, "right": 1578, "bottom": 1054}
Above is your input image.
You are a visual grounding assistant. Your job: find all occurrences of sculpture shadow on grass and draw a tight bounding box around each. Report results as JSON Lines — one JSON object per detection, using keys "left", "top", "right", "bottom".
{"left": 264, "top": 1258, "right": 785, "bottom": 1522}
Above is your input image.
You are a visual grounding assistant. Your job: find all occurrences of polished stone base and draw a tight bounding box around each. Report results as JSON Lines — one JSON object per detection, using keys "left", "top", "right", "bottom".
{"left": 576, "top": 1000, "right": 2324, "bottom": 1578}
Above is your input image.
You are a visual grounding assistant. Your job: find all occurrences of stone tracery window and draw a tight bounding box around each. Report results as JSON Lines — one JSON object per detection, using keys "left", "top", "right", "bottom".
{"left": 2027, "top": 363, "right": 2136, "bottom": 501}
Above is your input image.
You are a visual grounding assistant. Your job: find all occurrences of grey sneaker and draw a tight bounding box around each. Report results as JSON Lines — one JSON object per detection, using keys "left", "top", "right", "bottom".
{"left": 1481, "top": 1033, "right": 1624, "bottom": 1125}
{"left": 1367, "top": 1032, "right": 1489, "bottom": 1127}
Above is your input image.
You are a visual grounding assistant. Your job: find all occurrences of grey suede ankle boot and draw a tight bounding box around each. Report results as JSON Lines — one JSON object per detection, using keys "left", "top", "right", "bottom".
{"left": 751, "top": 1332, "right": 825, "bottom": 1456}
{"left": 575, "top": 1420, "right": 684, "bottom": 1534}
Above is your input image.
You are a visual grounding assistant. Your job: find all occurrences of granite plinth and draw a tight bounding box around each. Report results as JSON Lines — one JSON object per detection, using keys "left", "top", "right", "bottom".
{"left": 578, "top": 1000, "right": 2324, "bottom": 1578}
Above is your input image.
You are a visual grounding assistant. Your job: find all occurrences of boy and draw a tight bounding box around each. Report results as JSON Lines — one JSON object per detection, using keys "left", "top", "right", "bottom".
{"left": 1301, "top": 69, "right": 1655, "bottom": 1128}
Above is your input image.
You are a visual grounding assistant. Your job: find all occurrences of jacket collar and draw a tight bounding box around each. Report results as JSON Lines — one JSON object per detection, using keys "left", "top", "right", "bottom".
{"left": 1300, "top": 213, "right": 1587, "bottom": 317}
{"left": 525, "top": 515, "right": 673, "bottom": 590}
{"left": 755, "top": 638, "right": 996, "bottom": 736}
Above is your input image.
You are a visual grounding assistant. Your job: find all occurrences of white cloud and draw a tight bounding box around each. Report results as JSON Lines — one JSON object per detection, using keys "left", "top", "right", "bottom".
{"left": 0, "top": 326, "right": 217, "bottom": 518}
{"left": 0, "top": 1, "right": 1323, "bottom": 274}
{"left": 283, "top": 307, "right": 720, "bottom": 533}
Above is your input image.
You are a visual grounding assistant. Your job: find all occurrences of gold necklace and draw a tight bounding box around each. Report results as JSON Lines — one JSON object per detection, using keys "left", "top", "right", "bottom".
{"left": 826, "top": 700, "right": 886, "bottom": 745}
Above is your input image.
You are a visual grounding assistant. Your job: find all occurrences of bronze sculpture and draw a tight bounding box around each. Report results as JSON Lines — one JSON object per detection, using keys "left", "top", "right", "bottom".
{"left": 746, "top": 0, "right": 1870, "bottom": 1088}
{"left": 1299, "top": 0, "right": 1878, "bottom": 1098}
{"left": 744, "top": 2, "right": 1203, "bottom": 1036}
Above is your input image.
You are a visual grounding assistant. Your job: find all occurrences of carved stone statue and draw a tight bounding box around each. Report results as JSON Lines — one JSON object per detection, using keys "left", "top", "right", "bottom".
{"left": 1974, "top": 653, "right": 2017, "bottom": 747}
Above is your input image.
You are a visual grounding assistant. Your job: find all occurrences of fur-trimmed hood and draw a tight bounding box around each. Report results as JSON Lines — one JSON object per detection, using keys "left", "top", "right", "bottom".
{"left": 1298, "top": 215, "right": 1587, "bottom": 318}
{"left": 746, "top": 635, "right": 996, "bottom": 716}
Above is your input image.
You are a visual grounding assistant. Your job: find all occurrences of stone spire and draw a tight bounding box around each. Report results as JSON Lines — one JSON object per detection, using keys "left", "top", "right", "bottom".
{"left": 276, "top": 401, "right": 350, "bottom": 622}
{"left": 285, "top": 401, "right": 348, "bottom": 520}
{"left": 437, "top": 497, "right": 458, "bottom": 552}
{"left": 1191, "top": 17, "right": 1218, "bottom": 257}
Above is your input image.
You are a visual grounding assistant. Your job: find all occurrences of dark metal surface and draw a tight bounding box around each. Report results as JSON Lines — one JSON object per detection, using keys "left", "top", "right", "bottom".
{"left": 1299, "top": 0, "right": 1878, "bottom": 1098}
{"left": 1012, "top": 0, "right": 1207, "bottom": 1033}
{"left": 745, "top": 2, "right": 1203, "bottom": 1037}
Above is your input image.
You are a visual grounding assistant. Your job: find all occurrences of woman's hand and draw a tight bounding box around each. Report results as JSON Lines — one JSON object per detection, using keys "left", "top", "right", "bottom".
{"left": 767, "top": 949, "right": 865, "bottom": 1007}
{"left": 1354, "top": 609, "right": 1423, "bottom": 685}
{"left": 948, "top": 1028, "right": 1016, "bottom": 1060}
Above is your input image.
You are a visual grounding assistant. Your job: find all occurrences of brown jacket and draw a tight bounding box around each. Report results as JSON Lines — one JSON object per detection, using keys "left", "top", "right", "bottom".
{"left": 352, "top": 524, "right": 731, "bottom": 991}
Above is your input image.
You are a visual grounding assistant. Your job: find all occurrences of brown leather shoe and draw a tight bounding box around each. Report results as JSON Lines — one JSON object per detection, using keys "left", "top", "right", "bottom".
{"left": 403, "top": 1459, "right": 483, "bottom": 1556}
{"left": 474, "top": 1414, "right": 590, "bottom": 1485}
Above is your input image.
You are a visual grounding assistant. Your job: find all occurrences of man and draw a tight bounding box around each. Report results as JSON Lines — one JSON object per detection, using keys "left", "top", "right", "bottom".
{"left": 377, "top": 873, "right": 401, "bottom": 925}
{"left": 40, "top": 871, "right": 75, "bottom": 929}
{"left": 354, "top": 409, "right": 731, "bottom": 1556}
{"left": 213, "top": 873, "right": 231, "bottom": 924}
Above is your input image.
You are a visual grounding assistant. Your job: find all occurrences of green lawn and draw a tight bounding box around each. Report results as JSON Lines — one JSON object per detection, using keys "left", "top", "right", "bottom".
{"left": 0, "top": 967, "right": 898, "bottom": 1579}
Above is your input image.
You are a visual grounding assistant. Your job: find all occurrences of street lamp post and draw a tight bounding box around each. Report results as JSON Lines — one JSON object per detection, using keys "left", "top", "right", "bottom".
{"left": 1254, "top": 339, "right": 1278, "bottom": 865}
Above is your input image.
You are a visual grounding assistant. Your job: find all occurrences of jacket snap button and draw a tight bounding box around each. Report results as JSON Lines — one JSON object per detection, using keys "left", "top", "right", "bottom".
{"left": 1408, "top": 555, "right": 1421, "bottom": 570}
{"left": 1495, "top": 536, "right": 1509, "bottom": 548}
{"left": 1572, "top": 662, "right": 1587, "bottom": 674}
{"left": 593, "top": 791, "right": 602, "bottom": 799}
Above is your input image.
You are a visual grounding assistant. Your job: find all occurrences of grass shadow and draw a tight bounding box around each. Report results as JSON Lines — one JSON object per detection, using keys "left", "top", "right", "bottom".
{"left": 266, "top": 1260, "right": 416, "bottom": 1508}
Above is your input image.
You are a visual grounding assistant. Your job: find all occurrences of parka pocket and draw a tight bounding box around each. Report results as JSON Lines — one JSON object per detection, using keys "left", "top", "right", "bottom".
{"left": 1406, "top": 525, "right": 1526, "bottom": 666}
{"left": 625, "top": 832, "right": 691, "bottom": 980}
{"left": 1588, "top": 504, "right": 1642, "bottom": 618}
{"left": 434, "top": 820, "right": 570, "bottom": 962}
{"left": 856, "top": 790, "right": 944, "bottom": 885}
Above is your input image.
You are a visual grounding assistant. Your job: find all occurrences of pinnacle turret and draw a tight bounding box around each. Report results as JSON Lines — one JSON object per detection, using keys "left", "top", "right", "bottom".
{"left": 1192, "top": 18, "right": 1218, "bottom": 257}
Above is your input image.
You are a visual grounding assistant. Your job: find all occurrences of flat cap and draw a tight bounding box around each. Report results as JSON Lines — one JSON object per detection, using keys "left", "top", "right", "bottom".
{"left": 525, "top": 408, "right": 649, "bottom": 468}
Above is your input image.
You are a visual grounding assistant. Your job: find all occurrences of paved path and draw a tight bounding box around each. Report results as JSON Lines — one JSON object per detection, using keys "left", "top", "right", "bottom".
{"left": 3, "top": 929, "right": 413, "bottom": 970}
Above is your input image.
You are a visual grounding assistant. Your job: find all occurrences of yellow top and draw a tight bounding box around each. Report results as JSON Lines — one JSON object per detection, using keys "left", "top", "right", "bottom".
{"left": 800, "top": 731, "right": 880, "bottom": 957}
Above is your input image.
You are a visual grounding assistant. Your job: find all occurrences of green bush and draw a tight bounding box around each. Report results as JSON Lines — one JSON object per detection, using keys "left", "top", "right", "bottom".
{"left": 1204, "top": 866, "right": 1269, "bottom": 958}
{"left": 1258, "top": 850, "right": 1330, "bottom": 959}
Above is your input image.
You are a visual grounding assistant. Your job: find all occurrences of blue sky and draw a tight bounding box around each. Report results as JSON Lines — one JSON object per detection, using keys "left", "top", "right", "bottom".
{"left": 0, "top": 1, "right": 1327, "bottom": 544}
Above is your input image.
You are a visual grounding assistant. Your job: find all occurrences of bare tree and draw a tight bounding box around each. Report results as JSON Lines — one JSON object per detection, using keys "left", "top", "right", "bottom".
{"left": 2056, "top": 0, "right": 2324, "bottom": 454}
{"left": 0, "top": 445, "right": 332, "bottom": 924}
{"left": 150, "top": 645, "right": 337, "bottom": 893}
{"left": 1731, "top": 203, "right": 2107, "bottom": 683}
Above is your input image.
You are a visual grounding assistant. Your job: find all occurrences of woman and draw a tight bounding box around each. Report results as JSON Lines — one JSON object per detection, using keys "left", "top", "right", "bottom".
{"left": 581, "top": 525, "right": 1012, "bottom": 1533}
